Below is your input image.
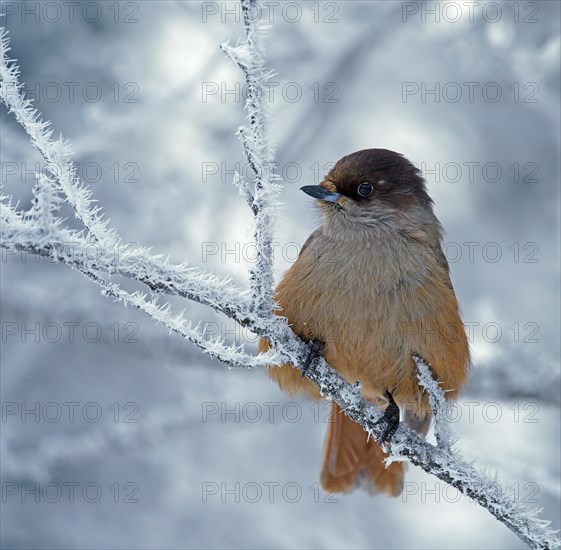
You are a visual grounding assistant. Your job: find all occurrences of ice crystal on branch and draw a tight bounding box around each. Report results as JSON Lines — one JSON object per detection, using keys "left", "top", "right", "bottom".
{"left": 221, "top": 0, "right": 281, "bottom": 319}
{"left": 413, "top": 353, "right": 456, "bottom": 450}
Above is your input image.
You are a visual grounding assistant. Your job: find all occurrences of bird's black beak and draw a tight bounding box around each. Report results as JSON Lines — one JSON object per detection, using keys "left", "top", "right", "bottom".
{"left": 300, "top": 185, "right": 341, "bottom": 203}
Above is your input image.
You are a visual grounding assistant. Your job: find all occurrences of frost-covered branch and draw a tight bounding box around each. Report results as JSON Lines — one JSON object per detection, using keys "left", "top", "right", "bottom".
{"left": 0, "top": 33, "right": 114, "bottom": 244}
{"left": 0, "top": 30, "right": 251, "bottom": 327}
{"left": 77, "top": 269, "right": 282, "bottom": 370}
{"left": 0, "top": 202, "right": 250, "bottom": 322}
{"left": 1, "top": 7, "right": 559, "bottom": 549}
{"left": 302, "top": 357, "right": 559, "bottom": 550}
{"left": 220, "top": 0, "right": 280, "bottom": 318}
{"left": 413, "top": 353, "right": 455, "bottom": 450}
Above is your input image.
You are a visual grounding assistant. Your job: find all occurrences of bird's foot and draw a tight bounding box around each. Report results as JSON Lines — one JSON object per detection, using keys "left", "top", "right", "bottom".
{"left": 301, "top": 340, "right": 324, "bottom": 378}
{"left": 374, "top": 390, "right": 400, "bottom": 445}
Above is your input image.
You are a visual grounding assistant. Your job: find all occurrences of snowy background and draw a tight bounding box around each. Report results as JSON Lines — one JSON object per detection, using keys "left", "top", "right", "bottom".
{"left": 1, "top": 1, "right": 560, "bottom": 548}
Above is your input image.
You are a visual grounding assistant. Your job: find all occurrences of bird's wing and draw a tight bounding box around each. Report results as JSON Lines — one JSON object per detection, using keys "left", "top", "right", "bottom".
{"left": 298, "top": 226, "right": 324, "bottom": 259}
{"left": 433, "top": 242, "right": 455, "bottom": 290}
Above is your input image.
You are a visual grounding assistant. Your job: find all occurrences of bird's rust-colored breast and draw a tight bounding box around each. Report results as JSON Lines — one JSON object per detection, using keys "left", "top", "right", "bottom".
{"left": 258, "top": 229, "right": 470, "bottom": 417}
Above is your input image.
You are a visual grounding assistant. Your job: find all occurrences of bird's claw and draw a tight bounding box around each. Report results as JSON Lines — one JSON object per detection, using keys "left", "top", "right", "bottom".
{"left": 301, "top": 340, "right": 324, "bottom": 378}
{"left": 374, "top": 390, "right": 400, "bottom": 445}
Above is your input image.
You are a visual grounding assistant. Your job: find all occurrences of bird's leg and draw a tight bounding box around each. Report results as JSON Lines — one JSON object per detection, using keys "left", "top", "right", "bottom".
{"left": 374, "top": 390, "right": 400, "bottom": 445}
{"left": 301, "top": 340, "right": 324, "bottom": 377}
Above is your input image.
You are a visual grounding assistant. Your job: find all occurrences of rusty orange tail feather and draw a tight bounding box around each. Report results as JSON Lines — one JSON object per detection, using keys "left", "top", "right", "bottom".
{"left": 320, "top": 401, "right": 405, "bottom": 497}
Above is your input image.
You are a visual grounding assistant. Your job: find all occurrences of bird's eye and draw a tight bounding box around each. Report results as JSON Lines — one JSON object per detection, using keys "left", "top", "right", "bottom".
{"left": 357, "top": 183, "right": 373, "bottom": 197}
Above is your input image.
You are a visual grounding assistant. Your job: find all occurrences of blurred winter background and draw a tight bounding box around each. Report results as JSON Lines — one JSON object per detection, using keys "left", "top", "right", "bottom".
{"left": 1, "top": 1, "right": 560, "bottom": 548}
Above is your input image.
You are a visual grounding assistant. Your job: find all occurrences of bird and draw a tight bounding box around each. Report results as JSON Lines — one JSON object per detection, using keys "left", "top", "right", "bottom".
{"left": 258, "top": 148, "right": 470, "bottom": 497}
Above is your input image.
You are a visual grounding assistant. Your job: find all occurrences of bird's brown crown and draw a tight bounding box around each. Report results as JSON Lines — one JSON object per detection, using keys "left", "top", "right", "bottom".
{"left": 325, "top": 149, "right": 432, "bottom": 210}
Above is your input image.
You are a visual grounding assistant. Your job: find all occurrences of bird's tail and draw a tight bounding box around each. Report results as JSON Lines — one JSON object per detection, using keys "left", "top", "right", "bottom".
{"left": 320, "top": 401, "right": 406, "bottom": 497}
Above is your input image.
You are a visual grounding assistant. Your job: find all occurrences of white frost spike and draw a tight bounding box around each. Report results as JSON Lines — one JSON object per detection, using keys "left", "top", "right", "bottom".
{"left": 413, "top": 353, "right": 456, "bottom": 450}
{"left": 0, "top": 27, "right": 115, "bottom": 245}
{"left": 232, "top": 171, "right": 255, "bottom": 210}
{"left": 26, "top": 173, "right": 63, "bottom": 231}
{"left": 88, "top": 275, "right": 283, "bottom": 370}
{"left": 221, "top": 0, "right": 281, "bottom": 318}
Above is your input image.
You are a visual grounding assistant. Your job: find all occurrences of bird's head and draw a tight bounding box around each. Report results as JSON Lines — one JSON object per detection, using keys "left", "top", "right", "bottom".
{"left": 301, "top": 149, "right": 437, "bottom": 236}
